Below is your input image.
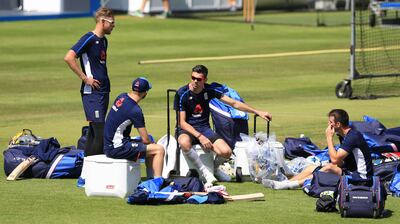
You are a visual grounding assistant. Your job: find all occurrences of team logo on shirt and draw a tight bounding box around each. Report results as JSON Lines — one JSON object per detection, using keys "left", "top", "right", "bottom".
{"left": 192, "top": 104, "right": 203, "bottom": 117}
{"left": 100, "top": 50, "right": 107, "bottom": 64}
{"left": 112, "top": 97, "right": 125, "bottom": 111}
{"left": 204, "top": 92, "right": 208, "bottom": 100}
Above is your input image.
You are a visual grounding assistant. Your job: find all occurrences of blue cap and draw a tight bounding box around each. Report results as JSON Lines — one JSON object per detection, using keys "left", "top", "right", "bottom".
{"left": 132, "top": 77, "right": 152, "bottom": 92}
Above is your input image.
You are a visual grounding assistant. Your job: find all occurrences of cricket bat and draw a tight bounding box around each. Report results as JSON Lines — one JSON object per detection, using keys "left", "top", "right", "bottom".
{"left": 6, "top": 156, "right": 38, "bottom": 181}
{"left": 223, "top": 193, "right": 265, "bottom": 202}
{"left": 182, "top": 192, "right": 265, "bottom": 202}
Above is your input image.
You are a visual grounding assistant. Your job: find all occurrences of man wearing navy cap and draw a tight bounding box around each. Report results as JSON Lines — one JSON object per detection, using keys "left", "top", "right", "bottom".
{"left": 104, "top": 77, "right": 164, "bottom": 178}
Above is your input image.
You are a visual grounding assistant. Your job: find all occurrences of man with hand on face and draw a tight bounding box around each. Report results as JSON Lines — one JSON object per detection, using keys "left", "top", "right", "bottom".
{"left": 263, "top": 109, "right": 373, "bottom": 190}
{"left": 64, "top": 7, "right": 115, "bottom": 157}
{"left": 174, "top": 65, "right": 272, "bottom": 185}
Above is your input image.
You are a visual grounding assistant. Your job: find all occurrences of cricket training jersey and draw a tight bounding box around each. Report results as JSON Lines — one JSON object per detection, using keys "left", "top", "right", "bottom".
{"left": 104, "top": 93, "right": 145, "bottom": 150}
{"left": 71, "top": 32, "right": 110, "bottom": 94}
{"left": 340, "top": 129, "right": 374, "bottom": 179}
{"left": 174, "top": 83, "right": 224, "bottom": 129}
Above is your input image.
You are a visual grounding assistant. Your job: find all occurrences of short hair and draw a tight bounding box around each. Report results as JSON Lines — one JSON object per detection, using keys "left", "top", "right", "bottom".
{"left": 328, "top": 109, "right": 349, "bottom": 127}
{"left": 192, "top": 65, "right": 208, "bottom": 78}
{"left": 95, "top": 7, "right": 114, "bottom": 23}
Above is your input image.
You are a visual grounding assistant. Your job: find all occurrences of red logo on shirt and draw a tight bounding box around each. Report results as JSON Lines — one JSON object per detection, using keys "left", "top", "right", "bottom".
{"left": 100, "top": 50, "right": 107, "bottom": 61}
{"left": 193, "top": 104, "right": 203, "bottom": 114}
{"left": 115, "top": 97, "right": 125, "bottom": 107}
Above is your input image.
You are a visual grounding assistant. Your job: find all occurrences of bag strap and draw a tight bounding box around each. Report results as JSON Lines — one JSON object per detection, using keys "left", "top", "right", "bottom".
{"left": 45, "top": 154, "right": 64, "bottom": 179}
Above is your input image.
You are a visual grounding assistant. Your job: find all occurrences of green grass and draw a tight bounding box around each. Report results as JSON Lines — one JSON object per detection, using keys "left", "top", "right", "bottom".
{"left": 0, "top": 12, "right": 399, "bottom": 223}
{"left": 179, "top": 10, "right": 351, "bottom": 27}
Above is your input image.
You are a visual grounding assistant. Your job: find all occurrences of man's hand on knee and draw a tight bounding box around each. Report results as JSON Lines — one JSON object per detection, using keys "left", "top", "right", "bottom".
{"left": 199, "top": 135, "right": 213, "bottom": 151}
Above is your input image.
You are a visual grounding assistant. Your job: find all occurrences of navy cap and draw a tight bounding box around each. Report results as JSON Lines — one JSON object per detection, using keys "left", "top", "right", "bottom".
{"left": 132, "top": 77, "right": 152, "bottom": 92}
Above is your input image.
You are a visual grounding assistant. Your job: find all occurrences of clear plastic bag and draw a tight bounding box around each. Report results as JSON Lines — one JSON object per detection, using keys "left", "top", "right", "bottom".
{"left": 240, "top": 134, "right": 261, "bottom": 182}
{"left": 285, "top": 157, "right": 313, "bottom": 175}
{"left": 241, "top": 132, "right": 289, "bottom": 183}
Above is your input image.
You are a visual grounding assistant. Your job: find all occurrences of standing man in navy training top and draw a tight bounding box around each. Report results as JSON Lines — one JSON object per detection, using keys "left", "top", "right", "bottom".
{"left": 104, "top": 78, "right": 164, "bottom": 178}
{"left": 263, "top": 109, "right": 373, "bottom": 190}
{"left": 64, "top": 7, "right": 115, "bottom": 156}
{"left": 174, "top": 65, "right": 272, "bottom": 185}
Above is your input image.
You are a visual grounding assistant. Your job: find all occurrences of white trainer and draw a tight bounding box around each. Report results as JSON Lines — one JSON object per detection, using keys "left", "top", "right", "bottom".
{"left": 128, "top": 10, "right": 145, "bottom": 18}
{"left": 214, "top": 168, "right": 232, "bottom": 182}
{"left": 202, "top": 169, "right": 217, "bottom": 185}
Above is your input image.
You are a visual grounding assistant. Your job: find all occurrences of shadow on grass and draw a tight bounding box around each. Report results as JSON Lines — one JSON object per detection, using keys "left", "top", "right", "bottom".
{"left": 382, "top": 209, "right": 393, "bottom": 218}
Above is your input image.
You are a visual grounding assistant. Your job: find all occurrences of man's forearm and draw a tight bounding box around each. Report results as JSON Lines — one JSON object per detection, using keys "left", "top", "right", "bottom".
{"left": 232, "top": 101, "right": 258, "bottom": 114}
{"left": 327, "top": 136, "right": 338, "bottom": 164}
{"left": 64, "top": 51, "right": 86, "bottom": 82}
{"left": 180, "top": 122, "right": 202, "bottom": 139}
{"left": 66, "top": 60, "right": 86, "bottom": 81}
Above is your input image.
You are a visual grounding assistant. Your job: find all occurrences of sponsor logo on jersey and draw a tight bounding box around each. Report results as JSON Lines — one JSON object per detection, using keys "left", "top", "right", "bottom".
{"left": 100, "top": 50, "right": 107, "bottom": 64}
{"left": 112, "top": 97, "right": 125, "bottom": 112}
{"left": 192, "top": 104, "right": 203, "bottom": 117}
{"left": 115, "top": 97, "right": 125, "bottom": 107}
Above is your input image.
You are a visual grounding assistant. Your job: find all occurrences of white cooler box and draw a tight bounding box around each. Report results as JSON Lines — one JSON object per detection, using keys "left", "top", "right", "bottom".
{"left": 84, "top": 155, "right": 141, "bottom": 198}
{"left": 233, "top": 141, "right": 251, "bottom": 182}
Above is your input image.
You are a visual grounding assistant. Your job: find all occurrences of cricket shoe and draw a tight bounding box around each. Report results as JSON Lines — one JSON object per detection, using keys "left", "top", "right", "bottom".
{"left": 129, "top": 10, "right": 144, "bottom": 18}
{"left": 202, "top": 169, "right": 217, "bottom": 185}
{"left": 214, "top": 168, "right": 232, "bottom": 182}
{"left": 218, "top": 162, "right": 235, "bottom": 177}
{"left": 155, "top": 11, "right": 172, "bottom": 19}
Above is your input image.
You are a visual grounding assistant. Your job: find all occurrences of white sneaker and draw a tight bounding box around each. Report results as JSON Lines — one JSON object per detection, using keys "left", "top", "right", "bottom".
{"left": 155, "top": 11, "right": 172, "bottom": 19}
{"left": 214, "top": 168, "right": 232, "bottom": 182}
{"left": 202, "top": 169, "right": 217, "bottom": 185}
{"left": 218, "top": 162, "right": 235, "bottom": 176}
{"left": 129, "top": 10, "right": 145, "bottom": 18}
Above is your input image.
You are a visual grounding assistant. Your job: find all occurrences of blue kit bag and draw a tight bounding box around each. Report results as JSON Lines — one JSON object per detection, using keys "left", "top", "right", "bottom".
{"left": 303, "top": 171, "right": 340, "bottom": 198}
{"left": 45, "top": 149, "right": 84, "bottom": 179}
{"left": 4, "top": 139, "right": 83, "bottom": 179}
{"left": 389, "top": 163, "right": 400, "bottom": 197}
{"left": 373, "top": 160, "right": 400, "bottom": 182}
{"left": 338, "top": 175, "right": 386, "bottom": 218}
{"left": 283, "top": 137, "right": 327, "bottom": 160}
{"left": 209, "top": 82, "right": 249, "bottom": 149}
{"left": 76, "top": 126, "right": 89, "bottom": 150}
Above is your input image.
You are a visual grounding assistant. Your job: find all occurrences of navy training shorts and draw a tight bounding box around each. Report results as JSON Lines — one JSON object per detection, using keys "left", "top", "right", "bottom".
{"left": 104, "top": 140, "right": 147, "bottom": 162}
{"left": 81, "top": 92, "right": 109, "bottom": 122}
{"left": 178, "top": 126, "right": 222, "bottom": 145}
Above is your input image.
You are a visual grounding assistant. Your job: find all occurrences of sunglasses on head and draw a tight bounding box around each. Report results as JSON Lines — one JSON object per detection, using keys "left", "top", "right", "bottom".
{"left": 191, "top": 76, "right": 204, "bottom": 82}
{"left": 102, "top": 18, "right": 115, "bottom": 25}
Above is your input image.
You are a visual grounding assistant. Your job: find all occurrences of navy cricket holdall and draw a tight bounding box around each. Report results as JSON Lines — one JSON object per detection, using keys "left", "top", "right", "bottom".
{"left": 338, "top": 175, "right": 387, "bottom": 218}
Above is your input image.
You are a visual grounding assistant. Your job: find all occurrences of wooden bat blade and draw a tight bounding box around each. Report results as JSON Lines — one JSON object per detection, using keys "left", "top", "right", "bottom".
{"left": 224, "top": 193, "right": 265, "bottom": 202}
{"left": 143, "top": 192, "right": 265, "bottom": 203}
{"left": 6, "top": 156, "right": 38, "bottom": 181}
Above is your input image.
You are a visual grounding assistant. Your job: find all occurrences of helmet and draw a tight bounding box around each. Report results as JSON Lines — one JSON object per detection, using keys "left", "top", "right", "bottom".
{"left": 8, "top": 129, "right": 41, "bottom": 148}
